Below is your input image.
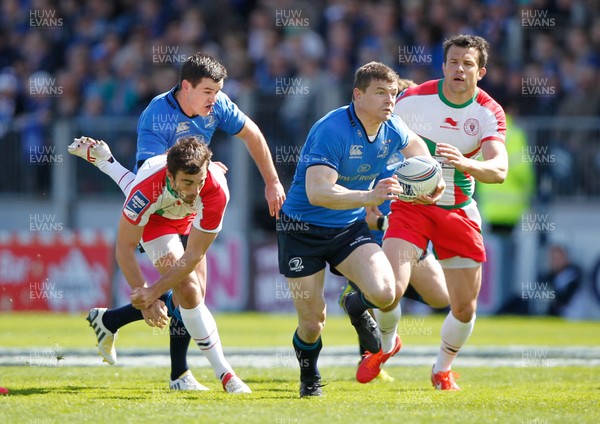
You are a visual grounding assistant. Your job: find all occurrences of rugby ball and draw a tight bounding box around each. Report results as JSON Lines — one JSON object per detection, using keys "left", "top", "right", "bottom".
{"left": 393, "top": 156, "right": 442, "bottom": 200}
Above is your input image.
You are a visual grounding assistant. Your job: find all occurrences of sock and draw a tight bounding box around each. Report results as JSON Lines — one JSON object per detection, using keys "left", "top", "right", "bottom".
{"left": 179, "top": 302, "right": 232, "bottom": 380}
{"left": 101, "top": 293, "right": 170, "bottom": 336}
{"left": 101, "top": 304, "right": 143, "bottom": 333}
{"left": 169, "top": 317, "right": 191, "bottom": 381}
{"left": 433, "top": 312, "right": 476, "bottom": 373}
{"left": 344, "top": 291, "right": 378, "bottom": 318}
{"left": 97, "top": 159, "right": 136, "bottom": 196}
{"left": 292, "top": 329, "right": 322, "bottom": 381}
{"left": 374, "top": 303, "right": 402, "bottom": 353}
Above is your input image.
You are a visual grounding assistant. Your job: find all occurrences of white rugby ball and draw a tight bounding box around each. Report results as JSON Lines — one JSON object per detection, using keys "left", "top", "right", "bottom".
{"left": 393, "top": 156, "right": 442, "bottom": 200}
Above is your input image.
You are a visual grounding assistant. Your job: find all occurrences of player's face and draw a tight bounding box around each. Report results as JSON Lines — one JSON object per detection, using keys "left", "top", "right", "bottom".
{"left": 168, "top": 168, "right": 207, "bottom": 205}
{"left": 354, "top": 79, "right": 398, "bottom": 123}
{"left": 180, "top": 78, "right": 224, "bottom": 117}
{"left": 442, "top": 46, "right": 486, "bottom": 102}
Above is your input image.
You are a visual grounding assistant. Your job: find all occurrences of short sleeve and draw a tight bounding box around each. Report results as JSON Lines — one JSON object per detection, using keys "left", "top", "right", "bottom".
{"left": 214, "top": 91, "right": 247, "bottom": 135}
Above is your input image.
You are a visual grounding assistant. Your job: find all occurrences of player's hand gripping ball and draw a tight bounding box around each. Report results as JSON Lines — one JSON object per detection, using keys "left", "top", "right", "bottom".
{"left": 394, "top": 156, "right": 443, "bottom": 201}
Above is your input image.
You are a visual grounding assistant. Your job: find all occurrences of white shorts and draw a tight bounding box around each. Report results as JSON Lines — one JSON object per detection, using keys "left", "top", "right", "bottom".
{"left": 140, "top": 234, "right": 185, "bottom": 265}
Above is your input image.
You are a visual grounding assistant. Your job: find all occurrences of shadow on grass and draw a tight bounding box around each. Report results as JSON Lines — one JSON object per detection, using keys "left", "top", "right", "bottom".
{"left": 4, "top": 386, "right": 91, "bottom": 396}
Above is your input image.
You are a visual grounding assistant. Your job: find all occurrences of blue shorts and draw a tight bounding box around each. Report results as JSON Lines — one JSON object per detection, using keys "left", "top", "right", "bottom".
{"left": 277, "top": 212, "right": 376, "bottom": 278}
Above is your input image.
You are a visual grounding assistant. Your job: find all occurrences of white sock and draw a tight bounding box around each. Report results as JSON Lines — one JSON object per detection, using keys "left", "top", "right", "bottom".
{"left": 374, "top": 304, "right": 402, "bottom": 353}
{"left": 97, "top": 159, "right": 136, "bottom": 196}
{"left": 179, "top": 303, "right": 232, "bottom": 380}
{"left": 433, "top": 311, "right": 475, "bottom": 373}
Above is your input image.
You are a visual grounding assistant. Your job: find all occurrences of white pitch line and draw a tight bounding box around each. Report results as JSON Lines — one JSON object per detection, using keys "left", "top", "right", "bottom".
{"left": 1, "top": 346, "right": 599, "bottom": 368}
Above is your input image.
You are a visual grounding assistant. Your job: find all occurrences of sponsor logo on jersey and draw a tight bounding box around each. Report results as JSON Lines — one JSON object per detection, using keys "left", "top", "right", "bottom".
{"left": 349, "top": 145, "right": 363, "bottom": 159}
{"left": 464, "top": 118, "right": 480, "bottom": 136}
{"left": 288, "top": 257, "right": 304, "bottom": 272}
{"left": 123, "top": 208, "right": 139, "bottom": 221}
{"left": 124, "top": 190, "right": 150, "bottom": 220}
{"left": 358, "top": 163, "right": 371, "bottom": 173}
{"left": 204, "top": 114, "right": 216, "bottom": 129}
{"left": 441, "top": 117, "right": 460, "bottom": 131}
{"left": 444, "top": 117, "right": 458, "bottom": 126}
{"left": 176, "top": 122, "right": 190, "bottom": 133}
{"left": 377, "top": 139, "right": 391, "bottom": 158}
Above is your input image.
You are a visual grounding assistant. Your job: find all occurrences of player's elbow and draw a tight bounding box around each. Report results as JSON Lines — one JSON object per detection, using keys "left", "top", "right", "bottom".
{"left": 115, "top": 242, "right": 136, "bottom": 266}
{"left": 493, "top": 167, "right": 508, "bottom": 184}
{"left": 306, "top": 186, "right": 326, "bottom": 207}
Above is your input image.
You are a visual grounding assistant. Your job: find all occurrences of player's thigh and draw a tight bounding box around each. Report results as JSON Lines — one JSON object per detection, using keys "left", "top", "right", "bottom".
{"left": 143, "top": 234, "right": 202, "bottom": 305}
{"left": 410, "top": 254, "right": 449, "bottom": 308}
{"left": 335, "top": 243, "right": 395, "bottom": 306}
{"left": 142, "top": 233, "right": 185, "bottom": 271}
{"left": 443, "top": 265, "right": 481, "bottom": 321}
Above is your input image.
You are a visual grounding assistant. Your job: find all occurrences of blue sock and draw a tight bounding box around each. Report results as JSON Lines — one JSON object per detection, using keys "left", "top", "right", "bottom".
{"left": 293, "top": 329, "right": 322, "bottom": 381}
{"left": 163, "top": 292, "right": 190, "bottom": 380}
{"left": 169, "top": 317, "right": 191, "bottom": 380}
{"left": 344, "top": 291, "right": 377, "bottom": 318}
{"left": 101, "top": 304, "right": 143, "bottom": 333}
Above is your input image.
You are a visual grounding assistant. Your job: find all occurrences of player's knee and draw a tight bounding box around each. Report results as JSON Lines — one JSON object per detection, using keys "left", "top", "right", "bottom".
{"left": 299, "top": 316, "right": 325, "bottom": 339}
{"left": 429, "top": 298, "right": 450, "bottom": 309}
{"left": 426, "top": 292, "right": 450, "bottom": 309}
{"left": 368, "top": 284, "right": 395, "bottom": 309}
{"left": 451, "top": 303, "right": 476, "bottom": 322}
{"left": 175, "top": 280, "right": 202, "bottom": 306}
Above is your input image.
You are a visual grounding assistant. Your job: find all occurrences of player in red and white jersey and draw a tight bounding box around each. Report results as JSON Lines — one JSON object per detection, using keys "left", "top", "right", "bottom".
{"left": 122, "top": 152, "right": 229, "bottom": 247}
{"left": 82, "top": 136, "right": 250, "bottom": 393}
{"left": 393, "top": 70, "right": 505, "bottom": 208}
{"left": 363, "top": 35, "right": 508, "bottom": 390}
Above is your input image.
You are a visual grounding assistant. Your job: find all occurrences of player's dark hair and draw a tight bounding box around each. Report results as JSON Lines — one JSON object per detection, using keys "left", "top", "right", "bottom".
{"left": 398, "top": 78, "right": 416, "bottom": 94}
{"left": 443, "top": 35, "right": 489, "bottom": 69}
{"left": 353, "top": 61, "right": 398, "bottom": 93}
{"left": 167, "top": 136, "right": 212, "bottom": 176}
{"left": 180, "top": 52, "right": 227, "bottom": 87}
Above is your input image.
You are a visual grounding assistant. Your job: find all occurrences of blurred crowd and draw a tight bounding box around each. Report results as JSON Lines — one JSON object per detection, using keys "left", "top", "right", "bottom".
{"left": 1, "top": 0, "right": 600, "bottom": 193}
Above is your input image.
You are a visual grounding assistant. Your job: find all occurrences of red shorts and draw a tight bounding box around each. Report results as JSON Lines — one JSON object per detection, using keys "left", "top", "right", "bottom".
{"left": 385, "top": 201, "right": 486, "bottom": 262}
{"left": 141, "top": 214, "right": 193, "bottom": 243}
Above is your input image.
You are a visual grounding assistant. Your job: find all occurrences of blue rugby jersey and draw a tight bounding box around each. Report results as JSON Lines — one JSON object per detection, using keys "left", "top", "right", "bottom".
{"left": 282, "top": 103, "right": 410, "bottom": 227}
{"left": 370, "top": 150, "right": 406, "bottom": 244}
{"left": 135, "top": 85, "right": 246, "bottom": 169}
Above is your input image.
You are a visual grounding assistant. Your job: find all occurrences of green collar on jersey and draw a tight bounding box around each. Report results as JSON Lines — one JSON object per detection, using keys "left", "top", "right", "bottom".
{"left": 165, "top": 174, "right": 179, "bottom": 198}
{"left": 438, "top": 79, "right": 478, "bottom": 109}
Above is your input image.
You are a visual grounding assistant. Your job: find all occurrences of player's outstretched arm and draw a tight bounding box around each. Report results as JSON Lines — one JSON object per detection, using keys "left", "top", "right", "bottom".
{"left": 236, "top": 118, "right": 285, "bottom": 218}
{"left": 130, "top": 226, "right": 218, "bottom": 310}
{"left": 115, "top": 215, "right": 167, "bottom": 327}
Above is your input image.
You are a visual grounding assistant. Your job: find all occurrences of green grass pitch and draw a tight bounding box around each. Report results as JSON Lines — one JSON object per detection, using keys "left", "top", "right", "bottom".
{"left": 1, "top": 313, "right": 599, "bottom": 423}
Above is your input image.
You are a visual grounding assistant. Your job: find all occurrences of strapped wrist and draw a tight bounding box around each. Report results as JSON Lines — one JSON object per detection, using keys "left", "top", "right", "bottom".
{"left": 377, "top": 215, "right": 389, "bottom": 231}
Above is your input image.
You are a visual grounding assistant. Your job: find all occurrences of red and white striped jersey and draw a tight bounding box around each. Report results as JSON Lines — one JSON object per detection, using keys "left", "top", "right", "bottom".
{"left": 122, "top": 154, "right": 229, "bottom": 234}
{"left": 394, "top": 79, "right": 506, "bottom": 208}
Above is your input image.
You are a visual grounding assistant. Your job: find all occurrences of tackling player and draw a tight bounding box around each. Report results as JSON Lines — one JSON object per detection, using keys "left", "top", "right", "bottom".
{"left": 71, "top": 52, "right": 284, "bottom": 391}
{"left": 98, "top": 136, "right": 250, "bottom": 393}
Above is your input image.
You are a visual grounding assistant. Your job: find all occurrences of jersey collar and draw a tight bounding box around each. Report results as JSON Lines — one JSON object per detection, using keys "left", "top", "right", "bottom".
{"left": 165, "top": 172, "right": 179, "bottom": 198}
{"left": 438, "top": 79, "right": 478, "bottom": 109}
{"left": 167, "top": 84, "right": 198, "bottom": 118}
{"left": 347, "top": 102, "right": 379, "bottom": 143}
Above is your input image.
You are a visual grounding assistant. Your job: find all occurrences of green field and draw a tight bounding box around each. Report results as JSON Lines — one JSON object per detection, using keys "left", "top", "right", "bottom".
{"left": 1, "top": 313, "right": 599, "bottom": 423}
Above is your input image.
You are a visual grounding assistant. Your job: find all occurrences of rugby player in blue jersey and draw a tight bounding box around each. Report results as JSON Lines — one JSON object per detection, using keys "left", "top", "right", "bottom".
{"left": 342, "top": 79, "right": 449, "bottom": 384}
{"left": 70, "top": 53, "right": 284, "bottom": 391}
{"left": 277, "top": 62, "right": 444, "bottom": 397}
